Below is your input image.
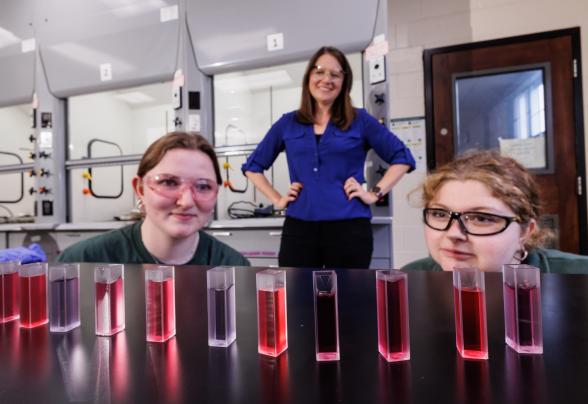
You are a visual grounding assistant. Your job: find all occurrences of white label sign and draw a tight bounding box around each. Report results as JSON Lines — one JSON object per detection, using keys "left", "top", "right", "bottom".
{"left": 100, "top": 63, "right": 113, "bottom": 81}
{"left": 267, "top": 33, "right": 284, "bottom": 52}
{"left": 39, "top": 131, "right": 53, "bottom": 149}
{"left": 188, "top": 114, "right": 201, "bottom": 132}
{"left": 21, "top": 38, "right": 36, "bottom": 53}
{"left": 160, "top": 5, "right": 179, "bottom": 22}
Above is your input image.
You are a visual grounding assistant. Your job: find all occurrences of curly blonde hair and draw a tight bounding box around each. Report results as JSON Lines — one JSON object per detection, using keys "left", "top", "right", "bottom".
{"left": 418, "top": 150, "right": 552, "bottom": 249}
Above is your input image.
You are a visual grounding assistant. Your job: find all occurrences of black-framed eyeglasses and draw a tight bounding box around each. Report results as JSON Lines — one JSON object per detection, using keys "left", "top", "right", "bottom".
{"left": 423, "top": 208, "right": 522, "bottom": 236}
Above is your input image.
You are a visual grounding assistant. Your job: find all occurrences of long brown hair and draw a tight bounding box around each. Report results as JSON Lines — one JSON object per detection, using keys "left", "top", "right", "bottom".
{"left": 137, "top": 131, "right": 222, "bottom": 184}
{"left": 417, "top": 150, "right": 552, "bottom": 249}
{"left": 296, "top": 46, "right": 355, "bottom": 130}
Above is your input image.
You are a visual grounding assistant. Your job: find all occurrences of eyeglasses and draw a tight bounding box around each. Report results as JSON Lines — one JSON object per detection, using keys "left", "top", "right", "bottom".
{"left": 311, "top": 65, "right": 344, "bottom": 81}
{"left": 423, "top": 208, "right": 522, "bottom": 236}
{"left": 144, "top": 174, "right": 218, "bottom": 202}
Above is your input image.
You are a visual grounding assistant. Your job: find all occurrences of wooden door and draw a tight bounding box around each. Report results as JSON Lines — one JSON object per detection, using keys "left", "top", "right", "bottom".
{"left": 425, "top": 28, "right": 586, "bottom": 253}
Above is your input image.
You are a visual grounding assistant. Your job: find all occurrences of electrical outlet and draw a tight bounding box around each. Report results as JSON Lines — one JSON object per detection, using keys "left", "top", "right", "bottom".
{"left": 369, "top": 56, "right": 386, "bottom": 84}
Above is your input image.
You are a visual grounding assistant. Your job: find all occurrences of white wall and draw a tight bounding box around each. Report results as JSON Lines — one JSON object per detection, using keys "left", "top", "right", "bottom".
{"left": 388, "top": 0, "right": 588, "bottom": 267}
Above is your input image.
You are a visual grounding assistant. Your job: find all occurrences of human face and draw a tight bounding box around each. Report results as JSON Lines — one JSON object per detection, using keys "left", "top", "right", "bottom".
{"left": 424, "top": 180, "right": 531, "bottom": 272}
{"left": 134, "top": 148, "right": 218, "bottom": 240}
{"left": 309, "top": 53, "right": 344, "bottom": 107}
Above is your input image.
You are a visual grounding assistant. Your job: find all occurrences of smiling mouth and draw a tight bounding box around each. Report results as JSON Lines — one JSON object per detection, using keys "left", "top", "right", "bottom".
{"left": 171, "top": 212, "right": 197, "bottom": 220}
{"left": 440, "top": 248, "right": 474, "bottom": 259}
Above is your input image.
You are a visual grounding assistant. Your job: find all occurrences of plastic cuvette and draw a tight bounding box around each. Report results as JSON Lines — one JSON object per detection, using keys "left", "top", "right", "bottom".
{"left": 376, "top": 270, "right": 410, "bottom": 362}
{"left": 0, "top": 261, "right": 19, "bottom": 323}
{"left": 207, "top": 266, "right": 237, "bottom": 347}
{"left": 503, "top": 264, "right": 543, "bottom": 354}
{"left": 49, "top": 263, "right": 81, "bottom": 332}
{"left": 256, "top": 269, "right": 288, "bottom": 357}
{"left": 145, "top": 266, "right": 176, "bottom": 342}
{"left": 313, "top": 270, "right": 340, "bottom": 361}
{"left": 95, "top": 264, "right": 125, "bottom": 336}
{"left": 19, "top": 262, "right": 49, "bottom": 328}
{"left": 453, "top": 267, "right": 488, "bottom": 360}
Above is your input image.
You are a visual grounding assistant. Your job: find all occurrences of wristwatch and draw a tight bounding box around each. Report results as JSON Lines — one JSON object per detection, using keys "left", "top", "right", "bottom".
{"left": 371, "top": 186, "right": 384, "bottom": 201}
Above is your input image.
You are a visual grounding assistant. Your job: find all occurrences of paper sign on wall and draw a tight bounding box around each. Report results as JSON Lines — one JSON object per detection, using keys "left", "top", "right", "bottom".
{"left": 365, "top": 34, "right": 389, "bottom": 61}
{"left": 498, "top": 136, "right": 546, "bottom": 169}
{"left": 390, "top": 118, "right": 426, "bottom": 172}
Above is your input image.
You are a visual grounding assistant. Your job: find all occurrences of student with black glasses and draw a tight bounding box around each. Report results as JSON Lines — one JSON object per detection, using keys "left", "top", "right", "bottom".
{"left": 403, "top": 150, "right": 588, "bottom": 273}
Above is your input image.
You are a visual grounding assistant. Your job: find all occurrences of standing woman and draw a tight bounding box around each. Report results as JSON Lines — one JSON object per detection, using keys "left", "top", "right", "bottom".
{"left": 242, "top": 46, "right": 415, "bottom": 268}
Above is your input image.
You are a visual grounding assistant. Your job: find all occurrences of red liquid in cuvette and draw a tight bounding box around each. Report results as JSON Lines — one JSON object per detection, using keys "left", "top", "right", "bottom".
{"left": 257, "top": 288, "right": 287, "bottom": 356}
{"left": 146, "top": 278, "right": 176, "bottom": 342}
{"left": 454, "top": 286, "right": 487, "bottom": 359}
{"left": 377, "top": 277, "right": 410, "bottom": 361}
{"left": 95, "top": 277, "right": 125, "bottom": 335}
{"left": 504, "top": 282, "right": 541, "bottom": 351}
{"left": 20, "top": 274, "right": 48, "bottom": 328}
{"left": 315, "top": 291, "right": 338, "bottom": 357}
{"left": 1, "top": 271, "right": 19, "bottom": 323}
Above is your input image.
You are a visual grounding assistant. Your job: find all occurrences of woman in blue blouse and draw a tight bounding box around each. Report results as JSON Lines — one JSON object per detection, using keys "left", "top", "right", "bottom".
{"left": 242, "top": 46, "right": 415, "bottom": 268}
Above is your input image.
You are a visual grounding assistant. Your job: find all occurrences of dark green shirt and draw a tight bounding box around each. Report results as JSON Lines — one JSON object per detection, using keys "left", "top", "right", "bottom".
{"left": 57, "top": 221, "right": 250, "bottom": 266}
{"left": 401, "top": 248, "right": 588, "bottom": 274}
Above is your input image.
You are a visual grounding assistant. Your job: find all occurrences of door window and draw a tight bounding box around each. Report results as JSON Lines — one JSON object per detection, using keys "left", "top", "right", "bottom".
{"left": 453, "top": 66, "right": 553, "bottom": 172}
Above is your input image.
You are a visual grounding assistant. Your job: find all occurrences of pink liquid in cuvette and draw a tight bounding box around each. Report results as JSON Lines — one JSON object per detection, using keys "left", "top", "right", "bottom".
{"left": 376, "top": 277, "right": 410, "bottom": 361}
{"left": 95, "top": 277, "right": 125, "bottom": 336}
{"left": 1, "top": 271, "right": 19, "bottom": 323}
{"left": 146, "top": 278, "right": 176, "bottom": 342}
{"left": 504, "top": 282, "right": 542, "bottom": 353}
{"left": 20, "top": 274, "right": 48, "bottom": 328}
{"left": 454, "top": 287, "right": 487, "bottom": 359}
{"left": 257, "top": 288, "right": 287, "bottom": 356}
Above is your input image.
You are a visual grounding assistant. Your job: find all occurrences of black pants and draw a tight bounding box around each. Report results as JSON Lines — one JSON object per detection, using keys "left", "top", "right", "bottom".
{"left": 278, "top": 217, "right": 373, "bottom": 269}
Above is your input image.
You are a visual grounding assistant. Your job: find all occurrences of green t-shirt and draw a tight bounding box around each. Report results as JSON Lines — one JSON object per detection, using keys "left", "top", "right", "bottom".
{"left": 401, "top": 248, "right": 588, "bottom": 274}
{"left": 57, "top": 221, "right": 250, "bottom": 266}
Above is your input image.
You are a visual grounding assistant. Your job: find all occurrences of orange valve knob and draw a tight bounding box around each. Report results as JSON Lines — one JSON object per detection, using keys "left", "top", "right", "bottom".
{"left": 82, "top": 187, "right": 91, "bottom": 195}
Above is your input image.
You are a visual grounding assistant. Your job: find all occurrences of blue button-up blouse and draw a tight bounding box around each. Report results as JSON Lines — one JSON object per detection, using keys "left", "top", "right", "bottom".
{"left": 242, "top": 109, "right": 415, "bottom": 221}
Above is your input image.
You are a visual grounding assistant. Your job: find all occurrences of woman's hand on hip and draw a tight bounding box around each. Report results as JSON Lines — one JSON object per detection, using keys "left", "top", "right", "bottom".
{"left": 344, "top": 177, "right": 378, "bottom": 205}
{"left": 275, "top": 182, "right": 303, "bottom": 209}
